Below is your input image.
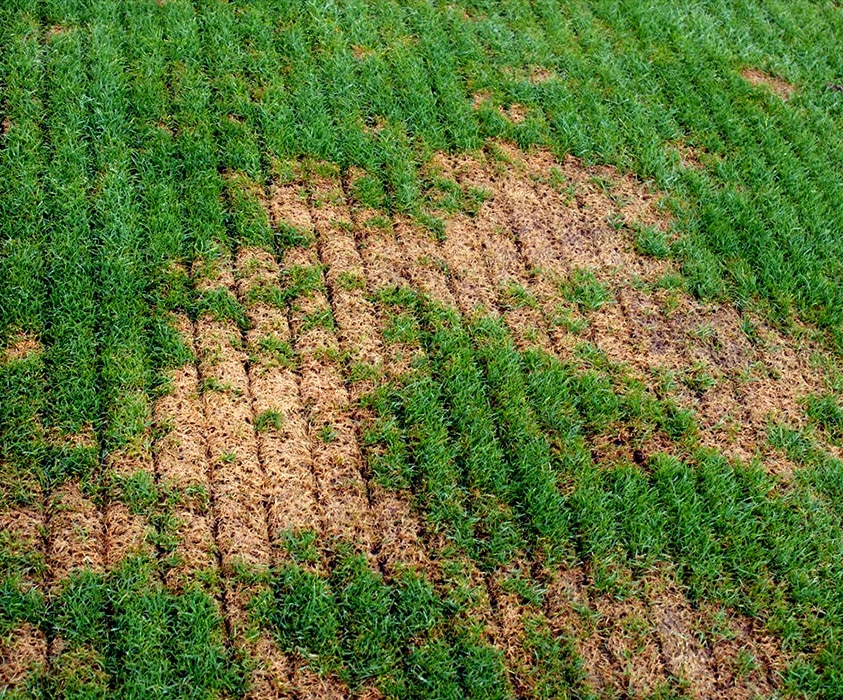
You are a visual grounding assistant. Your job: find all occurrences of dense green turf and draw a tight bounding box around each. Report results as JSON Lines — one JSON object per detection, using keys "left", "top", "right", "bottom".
{"left": 2, "top": 0, "right": 843, "bottom": 697}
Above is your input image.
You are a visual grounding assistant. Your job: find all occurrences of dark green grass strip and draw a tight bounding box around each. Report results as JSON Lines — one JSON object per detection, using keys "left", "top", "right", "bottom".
{"left": 87, "top": 4, "right": 152, "bottom": 454}
{"left": 41, "top": 15, "right": 99, "bottom": 477}
{"left": 0, "top": 556, "right": 244, "bottom": 698}
{"left": 166, "top": 0, "right": 227, "bottom": 263}
{"left": 122, "top": 1, "right": 193, "bottom": 375}
{"left": 468, "top": 316, "right": 570, "bottom": 565}
{"left": 255, "top": 547, "right": 511, "bottom": 699}
{"left": 0, "top": 5, "right": 46, "bottom": 345}
{"left": 0, "top": 4, "right": 49, "bottom": 501}
{"left": 398, "top": 368, "right": 477, "bottom": 552}
{"left": 416, "top": 304, "right": 524, "bottom": 567}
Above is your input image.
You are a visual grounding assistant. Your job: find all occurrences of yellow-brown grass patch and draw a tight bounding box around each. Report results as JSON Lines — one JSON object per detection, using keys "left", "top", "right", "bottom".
{"left": 741, "top": 68, "right": 796, "bottom": 100}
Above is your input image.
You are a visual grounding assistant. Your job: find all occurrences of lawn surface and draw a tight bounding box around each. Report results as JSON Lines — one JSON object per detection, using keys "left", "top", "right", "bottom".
{"left": 2, "top": 0, "right": 843, "bottom": 698}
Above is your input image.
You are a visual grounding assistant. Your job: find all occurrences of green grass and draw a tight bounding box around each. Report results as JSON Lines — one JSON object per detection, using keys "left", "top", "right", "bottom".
{"left": 3, "top": 0, "right": 843, "bottom": 696}
{"left": 1, "top": 557, "right": 243, "bottom": 699}
{"left": 364, "top": 292, "right": 843, "bottom": 695}
{"left": 254, "top": 546, "right": 511, "bottom": 698}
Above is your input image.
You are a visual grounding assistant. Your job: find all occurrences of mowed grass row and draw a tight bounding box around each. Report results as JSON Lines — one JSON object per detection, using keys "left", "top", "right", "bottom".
{"left": 0, "top": 5, "right": 48, "bottom": 506}
{"left": 0, "top": 2, "right": 245, "bottom": 697}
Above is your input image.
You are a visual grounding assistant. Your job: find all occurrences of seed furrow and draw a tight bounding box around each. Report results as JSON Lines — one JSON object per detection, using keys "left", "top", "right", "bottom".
{"left": 273, "top": 179, "right": 372, "bottom": 550}
{"left": 153, "top": 312, "right": 217, "bottom": 589}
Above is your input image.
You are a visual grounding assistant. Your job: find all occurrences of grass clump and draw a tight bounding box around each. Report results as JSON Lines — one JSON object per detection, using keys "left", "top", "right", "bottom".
{"left": 560, "top": 269, "right": 612, "bottom": 313}
{"left": 255, "top": 549, "right": 510, "bottom": 698}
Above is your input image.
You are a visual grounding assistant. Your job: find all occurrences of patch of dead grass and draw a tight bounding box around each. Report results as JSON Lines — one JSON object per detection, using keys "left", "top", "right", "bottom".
{"left": 0, "top": 623, "right": 46, "bottom": 690}
{"left": 1, "top": 334, "right": 42, "bottom": 364}
{"left": 546, "top": 567, "right": 787, "bottom": 699}
{"left": 741, "top": 68, "right": 795, "bottom": 100}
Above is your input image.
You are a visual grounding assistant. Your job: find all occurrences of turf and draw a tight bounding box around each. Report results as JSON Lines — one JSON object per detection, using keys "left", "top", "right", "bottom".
{"left": 2, "top": 0, "right": 843, "bottom": 697}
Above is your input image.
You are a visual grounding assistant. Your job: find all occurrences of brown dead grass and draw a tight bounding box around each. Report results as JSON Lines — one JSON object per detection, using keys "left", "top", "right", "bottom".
{"left": 307, "top": 164, "right": 384, "bottom": 370}
{"left": 105, "top": 434, "right": 156, "bottom": 566}
{"left": 546, "top": 567, "right": 787, "bottom": 699}
{"left": 0, "top": 623, "right": 47, "bottom": 690}
{"left": 236, "top": 247, "right": 322, "bottom": 545}
{"left": 351, "top": 45, "right": 373, "bottom": 60}
{"left": 48, "top": 481, "right": 104, "bottom": 582}
{"left": 104, "top": 501, "right": 151, "bottom": 567}
{"left": 271, "top": 180, "right": 373, "bottom": 551}
{"left": 670, "top": 140, "right": 718, "bottom": 171}
{"left": 439, "top": 142, "right": 834, "bottom": 465}
{"left": 290, "top": 665, "right": 350, "bottom": 700}
{"left": 245, "top": 632, "right": 295, "bottom": 700}
{"left": 503, "top": 65, "right": 556, "bottom": 85}
{"left": 472, "top": 90, "right": 492, "bottom": 110}
{"left": 153, "top": 313, "right": 217, "bottom": 587}
{"left": 589, "top": 284, "right": 830, "bottom": 464}
{"left": 221, "top": 143, "right": 836, "bottom": 698}
{"left": 195, "top": 257, "right": 296, "bottom": 695}
{"left": 503, "top": 103, "right": 528, "bottom": 124}
{"left": 195, "top": 259, "right": 272, "bottom": 571}
{"left": 45, "top": 24, "right": 70, "bottom": 40}
{"left": 1, "top": 333, "right": 41, "bottom": 363}
{"left": 741, "top": 68, "right": 796, "bottom": 99}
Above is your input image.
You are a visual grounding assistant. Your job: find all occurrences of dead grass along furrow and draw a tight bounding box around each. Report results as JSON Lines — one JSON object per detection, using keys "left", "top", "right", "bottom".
{"left": 152, "top": 312, "right": 217, "bottom": 588}
{"left": 234, "top": 246, "right": 321, "bottom": 545}
{"left": 272, "top": 180, "right": 372, "bottom": 551}
{"left": 195, "top": 261, "right": 271, "bottom": 573}
{"left": 545, "top": 567, "right": 787, "bottom": 698}
{"left": 306, "top": 165, "right": 383, "bottom": 372}
{"left": 449, "top": 151, "right": 556, "bottom": 353}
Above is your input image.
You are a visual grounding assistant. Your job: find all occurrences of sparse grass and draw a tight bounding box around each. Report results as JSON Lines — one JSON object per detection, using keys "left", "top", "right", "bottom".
{"left": 256, "top": 409, "right": 284, "bottom": 434}
{"left": 560, "top": 269, "right": 613, "bottom": 313}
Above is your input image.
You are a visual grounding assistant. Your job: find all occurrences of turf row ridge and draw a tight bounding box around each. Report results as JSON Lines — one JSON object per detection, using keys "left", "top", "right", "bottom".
{"left": 47, "top": 479, "right": 104, "bottom": 583}
{"left": 307, "top": 166, "right": 431, "bottom": 576}
{"left": 192, "top": 254, "right": 296, "bottom": 696}
{"left": 152, "top": 312, "right": 217, "bottom": 588}
{"left": 104, "top": 452, "right": 155, "bottom": 569}
{"left": 193, "top": 258, "right": 270, "bottom": 659}
{"left": 305, "top": 165, "right": 383, "bottom": 375}
{"left": 194, "top": 259, "right": 271, "bottom": 572}
{"left": 423, "top": 155, "right": 501, "bottom": 318}
{"left": 272, "top": 178, "right": 373, "bottom": 552}
{"left": 235, "top": 246, "right": 322, "bottom": 546}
